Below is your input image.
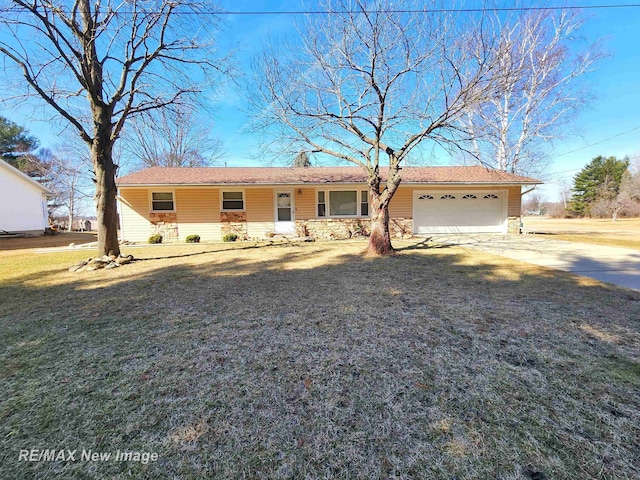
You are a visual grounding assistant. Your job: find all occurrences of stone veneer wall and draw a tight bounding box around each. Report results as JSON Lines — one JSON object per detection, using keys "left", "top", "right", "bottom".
{"left": 389, "top": 218, "right": 413, "bottom": 238}
{"left": 507, "top": 216, "right": 522, "bottom": 234}
{"left": 296, "top": 217, "right": 413, "bottom": 239}
{"left": 221, "top": 212, "right": 248, "bottom": 238}
{"left": 149, "top": 212, "right": 178, "bottom": 242}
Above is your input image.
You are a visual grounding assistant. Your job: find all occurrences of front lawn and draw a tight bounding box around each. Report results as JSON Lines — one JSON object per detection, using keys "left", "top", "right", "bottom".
{"left": 1, "top": 241, "right": 639, "bottom": 479}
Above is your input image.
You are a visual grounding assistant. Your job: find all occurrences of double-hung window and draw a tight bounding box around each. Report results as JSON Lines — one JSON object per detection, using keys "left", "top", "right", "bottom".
{"left": 360, "top": 191, "right": 369, "bottom": 216}
{"left": 317, "top": 191, "right": 327, "bottom": 217}
{"left": 222, "top": 191, "right": 244, "bottom": 211}
{"left": 151, "top": 192, "right": 174, "bottom": 211}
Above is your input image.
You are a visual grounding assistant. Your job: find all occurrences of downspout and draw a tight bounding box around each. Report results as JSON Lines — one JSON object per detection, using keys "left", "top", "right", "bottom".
{"left": 116, "top": 194, "right": 124, "bottom": 244}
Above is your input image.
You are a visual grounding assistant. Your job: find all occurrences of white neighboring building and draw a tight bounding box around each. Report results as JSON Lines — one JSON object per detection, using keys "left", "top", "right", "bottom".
{"left": 0, "top": 159, "right": 52, "bottom": 235}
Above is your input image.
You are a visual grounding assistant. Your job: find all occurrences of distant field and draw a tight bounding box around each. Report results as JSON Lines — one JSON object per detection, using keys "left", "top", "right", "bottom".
{"left": 522, "top": 217, "right": 640, "bottom": 250}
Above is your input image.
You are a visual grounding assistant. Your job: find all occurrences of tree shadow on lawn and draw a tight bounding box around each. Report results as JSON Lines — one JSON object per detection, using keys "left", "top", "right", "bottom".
{"left": 394, "top": 237, "right": 453, "bottom": 251}
{"left": 135, "top": 241, "right": 280, "bottom": 261}
{"left": 1, "top": 244, "right": 640, "bottom": 480}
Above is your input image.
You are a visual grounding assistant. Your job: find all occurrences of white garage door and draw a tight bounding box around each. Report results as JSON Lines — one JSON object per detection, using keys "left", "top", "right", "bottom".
{"left": 413, "top": 191, "right": 507, "bottom": 234}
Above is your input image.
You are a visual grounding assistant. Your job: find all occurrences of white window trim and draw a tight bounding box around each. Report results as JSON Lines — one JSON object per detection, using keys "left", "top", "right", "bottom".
{"left": 149, "top": 190, "right": 176, "bottom": 213}
{"left": 220, "top": 189, "right": 246, "bottom": 212}
{"left": 360, "top": 189, "right": 369, "bottom": 217}
{"left": 317, "top": 190, "right": 327, "bottom": 218}
{"left": 316, "top": 187, "right": 370, "bottom": 218}
{"left": 274, "top": 190, "right": 295, "bottom": 223}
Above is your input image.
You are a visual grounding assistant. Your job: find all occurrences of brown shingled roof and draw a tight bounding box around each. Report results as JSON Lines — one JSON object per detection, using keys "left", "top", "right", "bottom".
{"left": 117, "top": 165, "right": 540, "bottom": 186}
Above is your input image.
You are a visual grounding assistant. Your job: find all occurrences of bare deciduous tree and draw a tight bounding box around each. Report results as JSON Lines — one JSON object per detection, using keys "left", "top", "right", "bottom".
{"left": 123, "top": 106, "right": 224, "bottom": 170}
{"left": 253, "top": 0, "right": 502, "bottom": 254}
{"left": 49, "top": 135, "right": 95, "bottom": 231}
{"left": 0, "top": 0, "right": 228, "bottom": 255}
{"left": 48, "top": 155, "right": 87, "bottom": 231}
{"left": 592, "top": 168, "right": 640, "bottom": 221}
{"left": 459, "top": 8, "right": 601, "bottom": 177}
{"left": 523, "top": 192, "right": 543, "bottom": 214}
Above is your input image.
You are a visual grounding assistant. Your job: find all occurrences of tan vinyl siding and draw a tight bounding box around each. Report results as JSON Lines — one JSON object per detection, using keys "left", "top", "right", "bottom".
{"left": 119, "top": 188, "right": 151, "bottom": 242}
{"left": 175, "top": 188, "right": 221, "bottom": 241}
{"left": 507, "top": 186, "right": 522, "bottom": 217}
{"left": 295, "top": 188, "right": 317, "bottom": 220}
{"left": 389, "top": 186, "right": 413, "bottom": 218}
{"left": 246, "top": 188, "right": 274, "bottom": 237}
{"left": 246, "top": 188, "right": 274, "bottom": 222}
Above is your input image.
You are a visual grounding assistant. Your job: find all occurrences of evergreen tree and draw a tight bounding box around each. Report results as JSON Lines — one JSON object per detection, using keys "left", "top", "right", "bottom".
{"left": 568, "top": 155, "right": 629, "bottom": 216}
{"left": 292, "top": 151, "right": 312, "bottom": 167}
{"left": 0, "top": 115, "right": 40, "bottom": 171}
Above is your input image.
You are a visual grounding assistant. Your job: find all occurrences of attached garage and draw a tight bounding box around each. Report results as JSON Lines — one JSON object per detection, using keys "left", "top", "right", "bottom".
{"left": 413, "top": 190, "right": 507, "bottom": 234}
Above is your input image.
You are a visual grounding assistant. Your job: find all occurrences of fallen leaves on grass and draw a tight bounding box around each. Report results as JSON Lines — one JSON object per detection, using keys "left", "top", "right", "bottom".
{"left": 168, "top": 419, "right": 210, "bottom": 444}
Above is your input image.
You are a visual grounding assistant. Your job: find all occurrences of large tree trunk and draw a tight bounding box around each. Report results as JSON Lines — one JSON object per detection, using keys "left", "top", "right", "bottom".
{"left": 92, "top": 136, "right": 120, "bottom": 257}
{"left": 366, "top": 201, "right": 394, "bottom": 255}
{"left": 364, "top": 161, "right": 401, "bottom": 256}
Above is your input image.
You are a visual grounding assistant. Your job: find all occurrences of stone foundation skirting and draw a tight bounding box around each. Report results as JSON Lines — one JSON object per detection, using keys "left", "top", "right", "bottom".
{"left": 221, "top": 212, "right": 248, "bottom": 238}
{"left": 295, "top": 218, "right": 414, "bottom": 239}
{"left": 150, "top": 212, "right": 178, "bottom": 242}
{"left": 144, "top": 215, "right": 522, "bottom": 243}
{"left": 389, "top": 218, "right": 413, "bottom": 238}
{"left": 507, "top": 216, "right": 522, "bottom": 234}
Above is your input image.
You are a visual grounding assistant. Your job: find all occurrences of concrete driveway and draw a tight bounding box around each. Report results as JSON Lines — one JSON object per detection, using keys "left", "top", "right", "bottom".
{"left": 431, "top": 235, "right": 640, "bottom": 292}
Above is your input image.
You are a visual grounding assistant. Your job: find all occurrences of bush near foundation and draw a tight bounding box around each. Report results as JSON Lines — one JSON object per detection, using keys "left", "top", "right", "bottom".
{"left": 148, "top": 234, "right": 163, "bottom": 244}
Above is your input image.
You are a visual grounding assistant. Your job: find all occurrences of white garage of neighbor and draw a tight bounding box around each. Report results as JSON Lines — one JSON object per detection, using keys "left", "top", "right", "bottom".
{"left": 413, "top": 190, "right": 507, "bottom": 234}
{"left": 0, "top": 159, "right": 52, "bottom": 235}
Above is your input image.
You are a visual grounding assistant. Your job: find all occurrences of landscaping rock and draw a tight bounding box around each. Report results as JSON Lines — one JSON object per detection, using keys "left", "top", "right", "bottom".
{"left": 69, "top": 254, "right": 135, "bottom": 272}
{"left": 115, "top": 254, "right": 134, "bottom": 265}
{"left": 68, "top": 259, "right": 90, "bottom": 272}
{"left": 88, "top": 258, "right": 109, "bottom": 268}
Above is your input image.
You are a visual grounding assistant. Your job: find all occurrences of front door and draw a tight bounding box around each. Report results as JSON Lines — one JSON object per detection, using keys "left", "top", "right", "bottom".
{"left": 275, "top": 191, "right": 295, "bottom": 234}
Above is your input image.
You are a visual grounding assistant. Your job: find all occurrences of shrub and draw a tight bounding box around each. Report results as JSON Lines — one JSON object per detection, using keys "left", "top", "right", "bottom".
{"left": 223, "top": 233, "right": 238, "bottom": 242}
{"left": 148, "top": 233, "right": 163, "bottom": 244}
{"left": 186, "top": 234, "right": 201, "bottom": 243}
{"left": 545, "top": 202, "right": 569, "bottom": 218}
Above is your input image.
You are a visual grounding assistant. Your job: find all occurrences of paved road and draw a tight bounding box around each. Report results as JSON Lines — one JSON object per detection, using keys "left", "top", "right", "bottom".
{"left": 431, "top": 235, "right": 640, "bottom": 292}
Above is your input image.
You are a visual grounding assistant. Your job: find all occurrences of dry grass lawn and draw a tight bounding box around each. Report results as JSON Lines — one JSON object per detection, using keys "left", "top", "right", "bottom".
{"left": 522, "top": 217, "right": 640, "bottom": 250}
{"left": 1, "top": 240, "right": 639, "bottom": 479}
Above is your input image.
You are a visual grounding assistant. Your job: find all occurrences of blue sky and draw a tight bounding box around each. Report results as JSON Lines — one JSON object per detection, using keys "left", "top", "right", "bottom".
{"left": 3, "top": 1, "right": 640, "bottom": 201}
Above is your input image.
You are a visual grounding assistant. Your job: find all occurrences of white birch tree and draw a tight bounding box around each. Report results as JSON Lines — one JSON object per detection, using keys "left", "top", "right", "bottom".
{"left": 459, "top": 8, "right": 601, "bottom": 177}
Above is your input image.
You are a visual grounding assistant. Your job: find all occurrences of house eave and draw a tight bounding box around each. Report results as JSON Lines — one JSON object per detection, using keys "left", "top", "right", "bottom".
{"left": 118, "top": 180, "right": 542, "bottom": 188}
{"left": 0, "top": 159, "right": 53, "bottom": 194}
